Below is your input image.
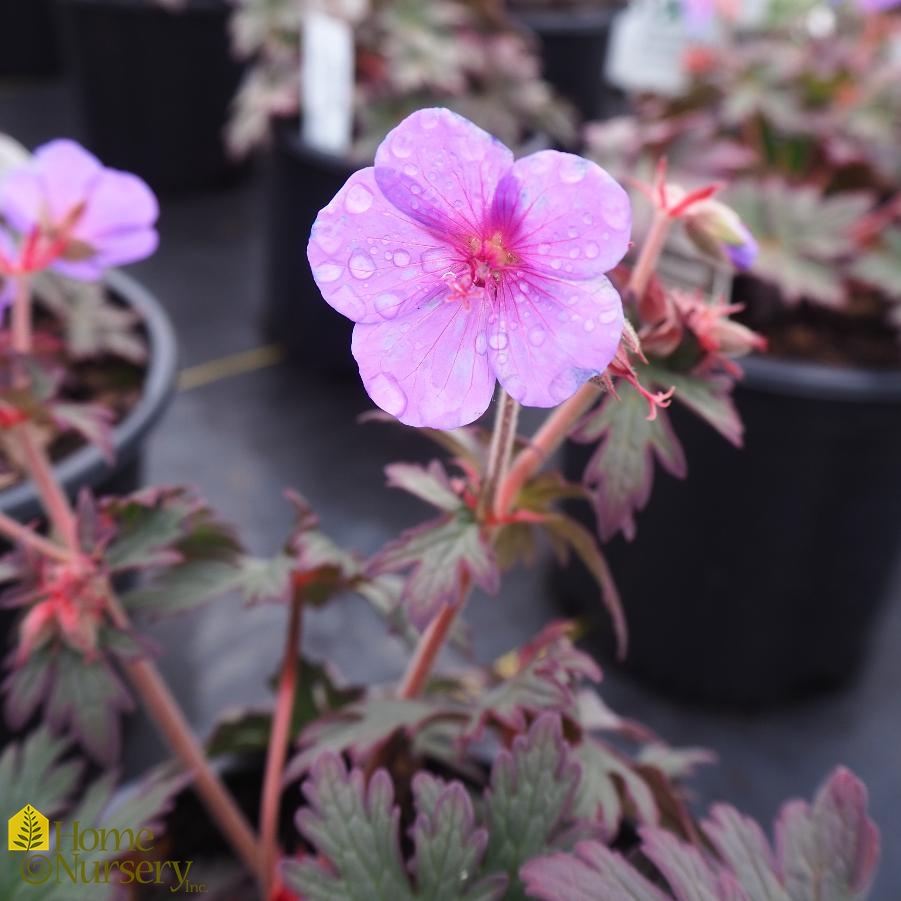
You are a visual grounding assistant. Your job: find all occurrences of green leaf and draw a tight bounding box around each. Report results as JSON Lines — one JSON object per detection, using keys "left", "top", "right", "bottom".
{"left": 482, "top": 713, "right": 582, "bottom": 899}
{"left": 51, "top": 403, "right": 114, "bottom": 460}
{"left": 284, "top": 756, "right": 413, "bottom": 901}
{"left": 371, "top": 511, "right": 499, "bottom": 628}
{"left": 386, "top": 461, "right": 464, "bottom": 512}
{"left": 646, "top": 365, "right": 743, "bottom": 446}
{"left": 571, "top": 388, "right": 686, "bottom": 542}
{"left": 283, "top": 755, "right": 505, "bottom": 901}
{"left": 850, "top": 228, "right": 901, "bottom": 301}
{"left": 120, "top": 560, "right": 242, "bottom": 619}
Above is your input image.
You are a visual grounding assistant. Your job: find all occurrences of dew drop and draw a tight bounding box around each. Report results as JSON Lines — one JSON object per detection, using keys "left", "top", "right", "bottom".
{"left": 345, "top": 183, "right": 373, "bottom": 214}
{"left": 567, "top": 226, "right": 579, "bottom": 239}
{"left": 538, "top": 243, "right": 551, "bottom": 255}
{"left": 349, "top": 252, "right": 375, "bottom": 280}
{"left": 375, "top": 293, "right": 400, "bottom": 319}
{"left": 569, "top": 247, "right": 580, "bottom": 259}
{"left": 313, "top": 262, "right": 342, "bottom": 283}
{"left": 475, "top": 332, "right": 488, "bottom": 355}
{"left": 529, "top": 327, "right": 546, "bottom": 346}
{"left": 551, "top": 259, "right": 562, "bottom": 270}
{"left": 403, "top": 164, "right": 418, "bottom": 177}
{"left": 600, "top": 309, "right": 619, "bottom": 324}
{"left": 585, "top": 242, "right": 600, "bottom": 259}
{"left": 559, "top": 156, "right": 588, "bottom": 183}
{"left": 370, "top": 373, "right": 407, "bottom": 417}
{"left": 583, "top": 213, "right": 594, "bottom": 226}
{"left": 393, "top": 249, "right": 411, "bottom": 267}
{"left": 392, "top": 133, "right": 414, "bottom": 158}
{"left": 583, "top": 319, "right": 596, "bottom": 332}
{"left": 488, "top": 331, "right": 508, "bottom": 350}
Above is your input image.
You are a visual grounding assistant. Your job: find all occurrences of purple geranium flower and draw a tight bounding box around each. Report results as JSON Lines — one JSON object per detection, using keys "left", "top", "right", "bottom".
{"left": 0, "top": 139, "right": 158, "bottom": 281}
{"left": 308, "top": 108, "right": 630, "bottom": 429}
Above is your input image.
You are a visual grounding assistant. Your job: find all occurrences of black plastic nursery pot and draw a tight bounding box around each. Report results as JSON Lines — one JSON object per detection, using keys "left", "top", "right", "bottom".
{"left": 59, "top": 0, "right": 245, "bottom": 193}
{"left": 0, "top": 0, "right": 64, "bottom": 77}
{"left": 0, "top": 270, "right": 177, "bottom": 524}
{"left": 559, "top": 352, "right": 901, "bottom": 708}
{"left": 513, "top": 4, "right": 623, "bottom": 121}
{"left": 263, "top": 119, "right": 363, "bottom": 372}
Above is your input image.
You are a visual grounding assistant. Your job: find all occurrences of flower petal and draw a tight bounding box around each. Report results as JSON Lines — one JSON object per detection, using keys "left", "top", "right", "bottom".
{"left": 352, "top": 296, "right": 496, "bottom": 428}
{"left": 309, "top": 167, "right": 464, "bottom": 325}
{"left": 493, "top": 150, "right": 631, "bottom": 282}
{"left": 32, "top": 140, "right": 104, "bottom": 222}
{"left": 53, "top": 227, "right": 159, "bottom": 281}
{"left": 76, "top": 169, "right": 158, "bottom": 240}
{"left": 374, "top": 108, "right": 514, "bottom": 240}
{"left": 488, "top": 273, "right": 623, "bottom": 407}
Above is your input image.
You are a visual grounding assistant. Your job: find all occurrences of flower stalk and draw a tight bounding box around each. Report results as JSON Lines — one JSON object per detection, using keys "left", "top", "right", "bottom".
{"left": 259, "top": 591, "right": 304, "bottom": 898}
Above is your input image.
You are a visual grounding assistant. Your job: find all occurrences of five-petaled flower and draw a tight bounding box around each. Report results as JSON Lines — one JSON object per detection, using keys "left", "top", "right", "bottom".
{"left": 0, "top": 139, "right": 158, "bottom": 281}
{"left": 308, "top": 108, "right": 631, "bottom": 429}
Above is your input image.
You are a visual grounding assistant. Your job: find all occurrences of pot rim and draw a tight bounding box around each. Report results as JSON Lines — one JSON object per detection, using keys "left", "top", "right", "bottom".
{"left": 741, "top": 352, "right": 901, "bottom": 402}
{"left": 0, "top": 270, "right": 178, "bottom": 520}
{"left": 273, "top": 118, "right": 366, "bottom": 177}
{"left": 512, "top": 4, "right": 620, "bottom": 32}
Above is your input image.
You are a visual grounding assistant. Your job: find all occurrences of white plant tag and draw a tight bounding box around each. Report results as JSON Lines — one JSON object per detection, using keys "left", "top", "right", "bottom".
{"left": 606, "top": 0, "right": 693, "bottom": 96}
{"left": 302, "top": 8, "right": 355, "bottom": 156}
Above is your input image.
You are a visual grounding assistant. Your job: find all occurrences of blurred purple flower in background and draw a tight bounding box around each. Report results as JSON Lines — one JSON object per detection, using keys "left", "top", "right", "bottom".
{"left": 308, "top": 108, "right": 631, "bottom": 429}
{"left": 0, "top": 139, "right": 158, "bottom": 281}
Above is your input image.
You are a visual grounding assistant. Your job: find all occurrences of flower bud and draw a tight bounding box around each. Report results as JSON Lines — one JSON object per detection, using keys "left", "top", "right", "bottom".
{"left": 683, "top": 198, "right": 758, "bottom": 270}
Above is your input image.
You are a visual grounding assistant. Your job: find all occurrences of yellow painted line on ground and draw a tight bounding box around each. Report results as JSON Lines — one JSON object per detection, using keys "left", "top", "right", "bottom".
{"left": 177, "top": 344, "right": 285, "bottom": 392}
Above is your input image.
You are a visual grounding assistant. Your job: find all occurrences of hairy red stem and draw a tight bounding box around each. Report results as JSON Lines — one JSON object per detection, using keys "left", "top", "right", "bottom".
{"left": 259, "top": 592, "right": 303, "bottom": 898}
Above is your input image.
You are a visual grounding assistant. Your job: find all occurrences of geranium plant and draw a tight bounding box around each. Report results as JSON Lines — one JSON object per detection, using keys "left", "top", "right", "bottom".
{"left": 586, "top": 4, "right": 901, "bottom": 364}
{"left": 226, "top": 0, "right": 576, "bottom": 159}
{"left": 0, "top": 110, "right": 880, "bottom": 899}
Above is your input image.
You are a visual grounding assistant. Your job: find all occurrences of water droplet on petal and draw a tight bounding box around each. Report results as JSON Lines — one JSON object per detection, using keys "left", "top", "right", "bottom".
{"left": 345, "top": 183, "right": 373, "bottom": 214}
{"left": 375, "top": 293, "right": 400, "bottom": 319}
{"left": 569, "top": 247, "right": 580, "bottom": 259}
{"left": 538, "top": 243, "right": 550, "bottom": 255}
{"left": 600, "top": 309, "right": 619, "bottom": 324}
{"left": 403, "top": 164, "right": 418, "bottom": 177}
{"left": 489, "top": 331, "right": 508, "bottom": 350}
{"left": 584, "top": 319, "right": 596, "bottom": 332}
{"left": 392, "top": 132, "right": 413, "bottom": 157}
{"left": 529, "top": 327, "right": 546, "bottom": 346}
{"left": 551, "top": 259, "right": 562, "bottom": 270}
{"left": 475, "top": 332, "right": 488, "bottom": 355}
{"left": 420, "top": 109, "right": 440, "bottom": 129}
{"left": 560, "top": 156, "right": 588, "bottom": 183}
{"left": 349, "top": 252, "right": 375, "bottom": 280}
{"left": 313, "top": 262, "right": 342, "bottom": 283}
{"left": 568, "top": 226, "right": 579, "bottom": 238}
{"left": 370, "top": 373, "right": 407, "bottom": 417}
{"left": 585, "top": 242, "right": 599, "bottom": 259}
{"left": 583, "top": 213, "right": 594, "bottom": 226}
{"left": 393, "top": 249, "right": 411, "bottom": 267}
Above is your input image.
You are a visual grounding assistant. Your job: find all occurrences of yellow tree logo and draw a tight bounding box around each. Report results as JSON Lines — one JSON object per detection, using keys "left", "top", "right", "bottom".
{"left": 8, "top": 806, "right": 49, "bottom": 851}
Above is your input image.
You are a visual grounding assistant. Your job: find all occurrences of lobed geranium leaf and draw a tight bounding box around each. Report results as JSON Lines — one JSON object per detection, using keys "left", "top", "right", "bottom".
{"left": 119, "top": 559, "right": 243, "bottom": 619}
{"left": 468, "top": 621, "right": 600, "bottom": 740}
{"left": 481, "top": 713, "right": 582, "bottom": 898}
{"left": 411, "top": 774, "right": 508, "bottom": 901}
{"left": 282, "top": 757, "right": 414, "bottom": 901}
{"left": 571, "top": 387, "right": 686, "bottom": 542}
{"left": 850, "top": 228, "right": 901, "bottom": 301}
{"left": 522, "top": 840, "right": 668, "bottom": 901}
{"left": 370, "top": 511, "right": 499, "bottom": 628}
{"left": 386, "top": 460, "right": 465, "bottom": 512}
{"left": 647, "top": 366, "right": 743, "bottom": 447}
{"left": 774, "top": 767, "right": 879, "bottom": 901}
{"left": 523, "top": 767, "right": 879, "bottom": 901}
{"left": 0, "top": 728, "right": 180, "bottom": 901}
{"left": 51, "top": 402, "right": 114, "bottom": 461}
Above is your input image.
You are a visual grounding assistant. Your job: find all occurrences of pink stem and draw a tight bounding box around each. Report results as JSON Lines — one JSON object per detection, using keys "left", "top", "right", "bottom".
{"left": 106, "top": 592, "right": 261, "bottom": 878}
{"left": 6, "top": 274, "right": 261, "bottom": 877}
{"left": 259, "top": 592, "right": 303, "bottom": 898}
{"left": 397, "top": 575, "right": 470, "bottom": 700}
{"left": 496, "top": 210, "right": 673, "bottom": 515}
{"left": 0, "top": 508, "right": 73, "bottom": 563}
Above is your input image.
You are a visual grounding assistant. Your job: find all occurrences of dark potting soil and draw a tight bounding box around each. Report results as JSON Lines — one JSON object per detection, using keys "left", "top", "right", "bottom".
{"left": 0, "top": 298, "right": 147, "bottom": 492}
{"left": 735, "top": 278, "right": 901, "bottom": 370}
